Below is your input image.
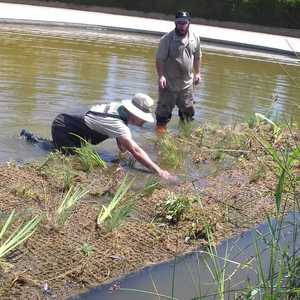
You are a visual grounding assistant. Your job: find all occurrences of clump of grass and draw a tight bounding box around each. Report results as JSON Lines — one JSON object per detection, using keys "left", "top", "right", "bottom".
{"left": 97, "top": 175, "right": 134, "bottom": 231}
{"left": 79, "top": 243, "right": 94, "bottom": 257}
{"left": 246, "top": 113, "right": 258, "bottom": 129}
{"left": 103, "top": 200, "right": 135, "bottom": 232}
{"left": 72, "top": 135, "right": 106, "bottom": 172}
{"left": 158, "top": 133, "right": 184, "bottom": 169}
{"left": 56, "top": 185, "right": 89, "bottom": 226}
{"left": 143, "top": 176, "right": 160, "bottom": 196}
{"left": 193, "top": 127, "right": 205, "bottom": 146}
{"left": 0, "top": 210, "right": 40, "bottom": 266}
{"left": 63, "top": 167, "right": 75, "bottom": 191}
{"left": 158, "top": 192, "right": 191, "bottom": 223}
{"left": 178, "top": 120, "right": 194, "bottom": 138}
{"left": 255, "top": 113, "right": 282, "bottom": 137}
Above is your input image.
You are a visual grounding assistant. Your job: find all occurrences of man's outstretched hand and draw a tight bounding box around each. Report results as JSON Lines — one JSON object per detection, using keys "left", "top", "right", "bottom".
{"left": 158, "top": 169, "right": 180, "bottom": 184}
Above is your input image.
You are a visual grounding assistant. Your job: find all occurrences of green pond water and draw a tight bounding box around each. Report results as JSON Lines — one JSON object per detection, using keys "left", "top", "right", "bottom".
{"left": 0, "top": 24, "right": 299, "bottom": 163}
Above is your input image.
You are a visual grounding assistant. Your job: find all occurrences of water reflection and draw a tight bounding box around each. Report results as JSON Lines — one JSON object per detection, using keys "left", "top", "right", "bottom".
{"left": 0, "top": 25, "right": 299, "bottom": 162}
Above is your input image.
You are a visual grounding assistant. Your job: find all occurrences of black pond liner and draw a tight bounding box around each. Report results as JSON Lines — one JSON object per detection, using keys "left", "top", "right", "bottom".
{"left": 72, "top": 212, "right": 300, "bottom": 300}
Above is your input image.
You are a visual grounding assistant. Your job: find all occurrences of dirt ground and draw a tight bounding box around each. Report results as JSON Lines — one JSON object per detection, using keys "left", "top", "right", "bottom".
{"left": 0, "top": 122, "right": 298, "bottom": 299}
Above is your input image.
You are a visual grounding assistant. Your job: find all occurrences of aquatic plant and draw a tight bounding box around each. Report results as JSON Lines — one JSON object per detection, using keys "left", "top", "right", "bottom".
{"left": 244, "top": 124, "right": 300, "bottom": 298}
{"left": 178, "top": 120, "right": 194, "bottom": 138}
{"left": 103, "top": 200, "right": 135, "bottom": 232}
{"left": 160, "top": 192, "right": 190, "bottom": 223}
{"left": 72, "top": 135, "right": 107, "bottom": 172}
{"left": 143, "top": 176, "right": 160, "bottom": 196}
{"left": 63, "top": 167, "right": 75, "bottom": 191}
{"left": 0, "top": 210, "right": 40, "bottom": 266}
{"left": 254, "top": 113, "right": 282, "bottom": 137}
{"left": 79, "top": 243, "right": 94, "bottom": 257}
{"left": 203, "top": 226, "right": 228, "bottom": 300}
{"left": 97, "top": 175, "right": 134, "bottom": 230}
{"left": 158, "top": 133, "right": 184, "bottom": 169}
{"left": 56, "top": 185, "right": 89, "bottom": 226}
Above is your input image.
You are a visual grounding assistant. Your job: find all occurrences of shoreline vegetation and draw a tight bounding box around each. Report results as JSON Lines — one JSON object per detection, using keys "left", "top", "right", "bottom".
{"left": 1, "top": 113, "right": 300, "bottom": 299}
{"left": 2, "top": 0, "right": 300, "bottom": 38}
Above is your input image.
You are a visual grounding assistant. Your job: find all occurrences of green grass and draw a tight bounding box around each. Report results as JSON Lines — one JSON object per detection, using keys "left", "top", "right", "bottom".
{"left": 160, "top": 192, "right": 190, "bottom": 223}
{"left": 158, "top": 133, "right": 184, "bottom": 169}
{"left": 56, "top": 185, "right": 89, "bottom": 226}
{"left": 178, "top": 120, "right": 195, "bottom": 138}
{"left": 79, "top": 243, "right": 94, "bottom": 257}
{"left": 143, "top": 176, "right": 160, "bottom": 196}
{"left": 103, "top": 200, "right": 135, "bottom": 232}
{"left": 97, "top": 175, "right": 135, "bottom": 231}
{"left": 0, "top": 210, "right": 40, "bottom": 266}
{"left": 72, "top": 135, "right": 107, "bottom": 172}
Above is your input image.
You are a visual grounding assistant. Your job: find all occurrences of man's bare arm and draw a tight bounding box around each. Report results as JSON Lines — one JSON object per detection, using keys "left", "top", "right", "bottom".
{"left": 117, "top": 135, "right": 175, "bottom": 180}
{"left": 193, "top": 56, "right": 201, "bottom": 85}
{"left": 156, "top": 60, "right": 167, "bottom": 89}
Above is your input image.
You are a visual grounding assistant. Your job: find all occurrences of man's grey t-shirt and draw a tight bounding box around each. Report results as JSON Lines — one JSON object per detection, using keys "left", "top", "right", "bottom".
{"left": 84, "top": 102, "right": 132, "bottom": 138}
{"left": 156, "top": 29, "right": 201, "bottom": 92}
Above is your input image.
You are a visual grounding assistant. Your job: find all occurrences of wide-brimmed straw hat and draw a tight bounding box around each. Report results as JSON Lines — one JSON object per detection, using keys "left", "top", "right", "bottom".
{"left": 121, "top": 93, "right": 154, "bottom": 123}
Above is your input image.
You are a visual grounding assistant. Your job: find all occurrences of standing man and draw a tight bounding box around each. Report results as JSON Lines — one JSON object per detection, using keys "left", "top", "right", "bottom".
{"left": 155, "top": 10, "right": 202, "bottom": 133}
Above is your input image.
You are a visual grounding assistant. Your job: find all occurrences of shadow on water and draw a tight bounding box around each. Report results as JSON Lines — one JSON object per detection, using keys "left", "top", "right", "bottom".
{"left": 72, "top": 213, "right": 300, "bottom": 300}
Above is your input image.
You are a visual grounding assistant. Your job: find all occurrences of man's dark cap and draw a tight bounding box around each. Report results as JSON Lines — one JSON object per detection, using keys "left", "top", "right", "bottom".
{"left": 175, "top": 11, "right": 191, "bottom": 21}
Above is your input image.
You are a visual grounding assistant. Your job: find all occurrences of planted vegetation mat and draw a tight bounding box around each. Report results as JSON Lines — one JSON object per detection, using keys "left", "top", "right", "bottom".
{"left": 0, "top": 119, "right": 299, "bottom": 299}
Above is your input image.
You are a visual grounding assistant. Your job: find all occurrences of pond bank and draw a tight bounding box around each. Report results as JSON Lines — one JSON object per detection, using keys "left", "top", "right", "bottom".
{"left": 0, "top": 118, "right": 299, "bottom": 299}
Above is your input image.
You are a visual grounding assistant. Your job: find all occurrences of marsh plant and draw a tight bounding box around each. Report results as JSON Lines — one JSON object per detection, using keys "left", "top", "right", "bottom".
{"left": 97, "top": 175, "right": 135, "bottom": 231}
{"left": 178, "top": 120, "right": 194, "bottom": 138}
{"left": 80, "top": 243, "right": 94, "bottom": 257}
{"left": 0, "top": 210, "right": 40, "bottom": 267}
{"left": 242, "top": 125, "right": 300, "bottom": 299}
{"left": 160, "top": 192, "right": 191, "bottom": 223}
{"left": 158, "top": 133, "right": 184, "bottom": 169}
{"left": 103, "top": 200, "right": 135, "bottom": 232}
{"left": 56, "top": 185, "right": 89, "bottom": 226}
{"left": 72, "top": 135, "right": 106, "bottom": 172}
{"left": 143, "top": 176, "right": 160, "bottom": 196}
{"left": 196, "top": 122, "right": 300, "bottom": 299}
{"left": 63, "top": 167, "right": 75, "bottom": 191}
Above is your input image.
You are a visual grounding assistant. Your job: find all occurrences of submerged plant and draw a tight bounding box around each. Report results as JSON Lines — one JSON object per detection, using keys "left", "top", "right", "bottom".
{"left": 72, "top": 135, "right": 106, "bottom": 172}
{"left": 97, "top": 175, "right": 134, "bottom": 230}
{"left": 56, "top": 185, "right": 89, "bottom": 226}
{"left": 0, "top": 210, "right": 40, "bottom": 266}
{"left": 158, "top": 133, "right": 183, "bottom": 169}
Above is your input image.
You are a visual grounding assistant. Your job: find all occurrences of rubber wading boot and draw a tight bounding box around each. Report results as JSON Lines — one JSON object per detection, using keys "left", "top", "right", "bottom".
{"left": 155, "top": 125, "right": 167, "bottom": 135}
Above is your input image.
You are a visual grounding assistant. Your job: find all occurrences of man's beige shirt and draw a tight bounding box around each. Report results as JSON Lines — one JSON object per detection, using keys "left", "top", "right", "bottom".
{"left": 156, "top": 29, "right": 201, "bottom": 92}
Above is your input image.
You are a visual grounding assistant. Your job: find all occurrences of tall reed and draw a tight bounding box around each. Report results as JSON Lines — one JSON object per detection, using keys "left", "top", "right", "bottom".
{"left": 97, "top": 175, "right": 134, "bottom": 231}
{"left": 56, "top": 185, "right": 89, "bottom": 225}
{"left": 72, "top": 135, "right": 106, "bottom": 172}
{"left": 0, "top": 210, "right": 40, "bottom": 265}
